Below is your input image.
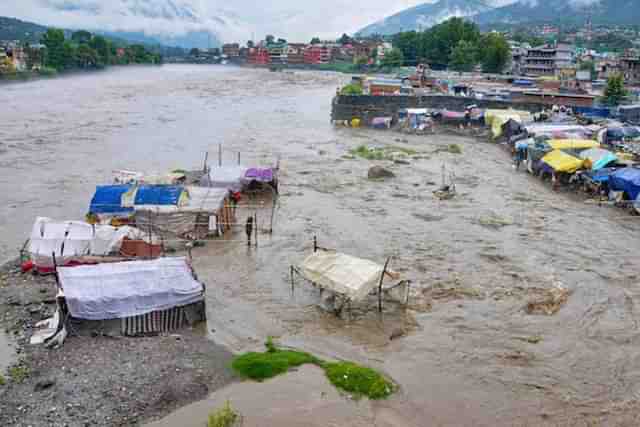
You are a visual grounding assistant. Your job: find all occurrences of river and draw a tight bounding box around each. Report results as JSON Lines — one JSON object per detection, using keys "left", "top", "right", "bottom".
{"left": 2, "top": 65, "right": 640, "bottom": 425}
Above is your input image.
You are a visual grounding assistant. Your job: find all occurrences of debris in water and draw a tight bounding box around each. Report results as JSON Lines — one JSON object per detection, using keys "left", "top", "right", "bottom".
{"left": 514, "top": 335, "right": 543, "bottom": 344}
{"left": 526, "top": 286, "right": 570, "bottom": 315}
{"left": 476, "top": 214, "right": 514, "bottom": 229}
{"left": 368, "top": 166, "right": 395, "bottom": 180}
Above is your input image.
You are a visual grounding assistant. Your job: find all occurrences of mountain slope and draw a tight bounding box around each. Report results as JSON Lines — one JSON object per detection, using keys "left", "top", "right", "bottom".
{"left": 0, "top": 16, "right": 49, "bottom": 43}
{"left": 473, "top": 0, "right": 640, "bottom": 27}
{"left": 357, "top": 0, "right": 498, "bottom": 36}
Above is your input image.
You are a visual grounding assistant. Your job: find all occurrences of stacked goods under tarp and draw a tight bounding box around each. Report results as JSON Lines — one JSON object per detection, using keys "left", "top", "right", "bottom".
{"left": 579, "top": 148, "right": 618, "bottom": 171}
{"left": 201, "top": 166, "right": 278, "bottom": 192}
{"left": 27, "top": 217, "right": 151, "bottom": 273}
{"left": 135, "top": 186, "right": 235, "bottom": 239}
{"left": 32, "top": 257, "right": 206, "bottom": 344}
{"left": 113, "top": 170, "right": 187, "bottom": 185}
{"left": 540, "top": 150, "right": 585, "bottom": 175}
{"left": 609, "top": 168, "right": 640, "bottom": 202}
{"left": 485, "top": 109, "right": 532, "bottom": 139}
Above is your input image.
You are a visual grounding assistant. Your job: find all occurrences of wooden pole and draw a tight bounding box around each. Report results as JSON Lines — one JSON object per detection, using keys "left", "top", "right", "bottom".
{"left": 254, "top": 212, "right": 258, "bottom": 247}
{"left": 52, "top": 252, "right": 61, "bottom": 291}
{"left": 219, "top": 144, "right": 222, "bottom": 167}
{"left": 313, "top": 236, "right": 317, "bottom": 253}
{"left": 148, "top": 211, "right": 153, "bottom": 259}
{"left": 203, "top": 152, "right": 209, "bottom": 173}
{"left": 290, "top": 266, "right": 295, "bottom": 295}
{"left": 378, "top": 257, "right": 391, "bottom": 313}
{"left": 238, "top": 152, "right": 241, "bottom": 165}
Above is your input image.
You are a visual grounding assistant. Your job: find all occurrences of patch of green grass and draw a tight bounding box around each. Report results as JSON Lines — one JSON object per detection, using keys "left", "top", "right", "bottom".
{"left": 8, "top": 365, "right": 29, "bottom": 383}
{"left": 231, "top": 339, "right": 395, "bottom": 400}
{"left": 208, "top": 401, "right": 239, "bottom": 427}
{"left": 435, "top": 144, "right": 463, "bottom": 155}
{"left": 324, "top": 362, "right": 395, "bottom": 400}
{"left": 0, "top": 374, "right": 5, "bottom": 386}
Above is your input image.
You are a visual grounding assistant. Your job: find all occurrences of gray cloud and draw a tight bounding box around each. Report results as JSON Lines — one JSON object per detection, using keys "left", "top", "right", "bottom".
{"left": 4, "top": 0, "right": 520, "bottom": 42}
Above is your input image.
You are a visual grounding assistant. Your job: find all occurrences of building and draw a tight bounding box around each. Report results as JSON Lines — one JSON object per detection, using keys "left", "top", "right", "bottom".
{"left": 375, "top": 42, "right": 393, "bottom": 65}
{"left": 267, "top": 42, "right": 288, "bottom": 65}
{"left": 304, "top": 44, "right": 331, "bottom": 64}
{"left": 286, "top": 43, "right": 306, "bottom": 65}
{"left": 247, "top": 47, "right": 270, "bottom": 65}
{"left": 522, "top": 43, "right": 575, "bottom": 77}
{"left": 222, "top": 43, "right": 240, "bottom": 58}
{"left": 620, "top": 51, "right": 640, "bottom": 85}
{"left": 6, "top": 46, "right": 27, "bottom": 71}
{"left": 509, "top": 42, "right": 530, "bottom": 75}
{"left": 513, "top": 91, "right": 596, "bottom": 108}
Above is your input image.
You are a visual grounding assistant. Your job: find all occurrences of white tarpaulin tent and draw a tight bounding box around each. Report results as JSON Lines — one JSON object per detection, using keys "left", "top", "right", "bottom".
{"left": 28, "top": 217, "right": 147, "bottom": 271}
{"left": 201, "top": 166, "right": 247, "bottom": 191}
{"left": 58, "top": 257, "right": 204, "bottom": 321}
{"left": 299, "top": 251, "right": 396, "bottom": 302}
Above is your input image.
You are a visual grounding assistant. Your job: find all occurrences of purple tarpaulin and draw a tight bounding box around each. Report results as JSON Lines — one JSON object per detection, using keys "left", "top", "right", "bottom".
{"left": 244, "top": 168, "right": 274, "bottom": 183}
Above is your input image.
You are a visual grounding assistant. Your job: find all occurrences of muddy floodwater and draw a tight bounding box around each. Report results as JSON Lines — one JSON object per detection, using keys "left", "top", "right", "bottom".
{"left": 3, "top": 65, "right": 640, "bottom": 426}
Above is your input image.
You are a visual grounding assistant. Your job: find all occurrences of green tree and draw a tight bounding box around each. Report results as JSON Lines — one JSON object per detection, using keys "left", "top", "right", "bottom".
{"left": 340, "top": 83, "right": 363, "bottom": 95}
{"left": 265, "top": 35, "right": 275, "bottom": 45}
{"left": 604, "top": 74, "right": 628, "bottom": 106}
{"left": 62, "top": 41, "right": 77, "bottom": 69}
{"left": 449, "top": 40, "right": 477, "bottom": 72}
{"left": 310, "top": 37, "right": 321, "bottom": 45}
{"left": 75, "top": 44, "right": 98, "bottom": 68}
{"left": 0, "top": 56, "right": 16, "bottom": 74}
{"left": 381, "top": 48, "right": 403, "bottom": 68}
{"left": 41, "top": 28, "right": 66, "bottom": 70}
{"left": 480, "top": 33, "right": 510, "bottom": 74}
{"left": 579, "top": 60, "right": 596, "bottom": 79}
{"left": 339, "top": 33, "right": 352, "bottom": 45}
{"left": 189, "top": 48, "right": 200, "bottom": 56}
{"left": 89, "top": 35, "right": 111, "bottom": 65}
{"left": 71, "top": 30, "right": 92, "bottom": 44}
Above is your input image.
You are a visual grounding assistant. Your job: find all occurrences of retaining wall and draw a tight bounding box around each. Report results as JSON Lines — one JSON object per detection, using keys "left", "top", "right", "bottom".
{"left": 331, "top": 95, "right": 546, "bottom": 122}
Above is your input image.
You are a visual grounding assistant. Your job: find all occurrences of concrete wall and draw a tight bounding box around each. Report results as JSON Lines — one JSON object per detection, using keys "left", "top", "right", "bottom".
{"left": 331, "top": 95, "right": 546, "bottom": 122}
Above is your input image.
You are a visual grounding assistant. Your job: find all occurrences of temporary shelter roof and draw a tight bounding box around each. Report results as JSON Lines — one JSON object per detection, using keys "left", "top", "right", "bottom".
{"left": 201, "top": 166, "right": 247, "bottom": 191}
{"left": 579, "top": 148, "right": 618, "bottom": 171}
{"left": 58, "top": 257, "right": 204, "bottom": 321}
{"left": 245, "top": 168, "right": 275, "bottom": 183}
{"left": 548, "top": 139, "right": 600, "bottom": 151}
{"left": 134, "top": 185, "right": 187, "bottom": 206}
{"left": 541, "top": 150, "right": 585, "bottom": 174}
{"left": 89, "top": 185, "right": 133, "bottom": 215}
{"left": 134, "top": 186, "right": 229, "bottom": 213}
{"left": 299, "top": 251, "right": 398, "bottom": 302}
{"left": 406, "top": 108, "right": 428, "bottom": 115}
{"left": 610, "top": 168, "right": 640, "bottom": 200}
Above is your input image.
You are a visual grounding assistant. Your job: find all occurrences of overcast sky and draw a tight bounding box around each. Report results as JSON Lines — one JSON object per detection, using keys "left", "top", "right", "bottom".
{"left": 3, "top": 0, "right": 522, "bottom": 42}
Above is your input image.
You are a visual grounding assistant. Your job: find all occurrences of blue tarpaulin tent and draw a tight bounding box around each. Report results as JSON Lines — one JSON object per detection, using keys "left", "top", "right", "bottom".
{"left": 89, "top": 185, "right": 133, "bottom": 214}
{"left": 134, "top": 186, "right": 184, "bottom": 206}
{"left": 610, "top": 168, "right": 640, "bottom": 200}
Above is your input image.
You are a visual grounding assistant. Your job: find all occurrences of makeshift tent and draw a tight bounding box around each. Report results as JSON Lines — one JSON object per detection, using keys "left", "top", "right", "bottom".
{"left": 610, "top": 168, "right": 640, "bottom": 201}
{"left": 27, "top": 217, "right": 148, "bottom": 273}
{"left": 134, "top": 186, "right": 234, "bottom": 238}
{"left": 201, "top": 166, "right": 247, "bottom": 191}
{"left": 298, "top": 250, "right": 403, "bottom": 302}
{"left": 485, "top": 109, "right": 532, "bottom": 139}
{"left": 541, "top": 150, "right": 585, "bottom": 174}
{"left": 502, "top": 119, "right": 524, "bottom": 140}
{"left": 113, "top": 170, "right": 186, "bottom": 185}
{"left": 89, "top": 185, "right": 133, "bottom": 216}
{"left": 245, "top": 168, "right": 274, "bottom": 183}
{"left": 579, "top": 148, "right": 618, "bottom": 171}
{"left": 58, "top": 257, "right": 204, "bottom": 321}
{"left": 371, "top": 117, "right": 392, "bottom": 129}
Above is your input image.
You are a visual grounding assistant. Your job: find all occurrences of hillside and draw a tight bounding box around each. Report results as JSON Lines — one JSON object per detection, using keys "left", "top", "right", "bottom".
{"left": 358, "top": 0, "right": 497, "bottom": 36}
{"left": 473, "top": 0, "right": 640, "bottom": 28}
{"left": 0, "top": 17, "right": 49, "bottom": 43}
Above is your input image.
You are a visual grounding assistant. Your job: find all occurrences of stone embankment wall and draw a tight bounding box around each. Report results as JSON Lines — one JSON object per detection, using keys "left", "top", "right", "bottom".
{"left": 331, "top": 95, "right": 545, "bottom": 122}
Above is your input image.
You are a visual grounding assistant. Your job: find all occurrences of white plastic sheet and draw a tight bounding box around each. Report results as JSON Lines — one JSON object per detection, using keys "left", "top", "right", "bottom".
{"left": 58, "top": 257, "right": 204, "bottom": 320}
{"left": 202, "top": 166, "right": 247, "bottom": 191}
{"left": 300, "top": 251, "right": 391, "bottom": 301}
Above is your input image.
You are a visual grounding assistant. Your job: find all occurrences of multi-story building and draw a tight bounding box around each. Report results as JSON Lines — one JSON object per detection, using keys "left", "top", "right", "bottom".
{"left": 267, "top": 42, "right": 288, "bottom": 65}
{"left": 522, "top": 43, "right": 575, "bottom": 77}
{"left": 286, "top": 43, "right": 306, "bottom": 65}
{"left": 304, "top": 44, "right": 331, "bottom": 65}
{"left": 620, "top": 51, "right": 640, "bottom": 85}
{"left": 247, "top": 47, "right": 270, "bottom": 65}
{"left": 222, "top": 43, "right": 240, "bottom": 58}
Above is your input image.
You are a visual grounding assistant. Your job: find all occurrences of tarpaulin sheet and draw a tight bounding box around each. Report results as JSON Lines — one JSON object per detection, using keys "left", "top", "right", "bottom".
{"left": 300, "top": 251, "right": 397, "bottom": 302}
{"left": 244, "top": 168, "right": 274, "bottom": 183}
{"left": 541, "top": 150, "right": 585, "bottom": 174}
{"left": 28, "top": 217, "right": 145, "bottom": 270}
{"left": 579, "top": 148, "right": 618, "bottom": 171}
{"left": 610, "top": 168, "right": 640, "bottom": 201}
{"left": 201, "top": 166, "right": 248, "bottom": 191}
{"left": 89, "top": 185, "right": 133, "bottom": 214}
{"left": 583, "top": 168, "right": 618, "bottom": 184}
{"left": 549, "top": 139, "right": 600, "bottom": 151}
{"left": 485, "top": 110, "right": 532, "bottom": 139}
{"left": 134, "top": 186, "right": 228, "bottom": 213}
{"left": 134, "top": 186, "right": 185, "bottom": 206}
{"left": 59, "top": 257, "right": 204, "bottom": 321}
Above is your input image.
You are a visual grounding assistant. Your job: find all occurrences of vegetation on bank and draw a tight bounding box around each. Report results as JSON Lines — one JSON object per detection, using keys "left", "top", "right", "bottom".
{"left": 349, "top": 145, "right": 417, "bottom": 160}
{"left": 231, "top": 337, "right": 395, "bottom": 400}
{"left": 208, "top": 401, "right": 240, "bottom": 427}
{"left": 392, "top": 18, "right": 511, "bottom": 73}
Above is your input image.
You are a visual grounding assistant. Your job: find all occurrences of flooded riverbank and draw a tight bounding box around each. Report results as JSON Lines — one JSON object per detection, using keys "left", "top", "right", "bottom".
{"left": 2, "top": 65, "right": 640, "bottom": 426}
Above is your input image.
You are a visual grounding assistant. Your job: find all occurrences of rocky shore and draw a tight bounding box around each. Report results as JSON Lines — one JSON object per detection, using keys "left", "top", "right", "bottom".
{"left": 0, "top": 260, "right": 236, "bottom": 427}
